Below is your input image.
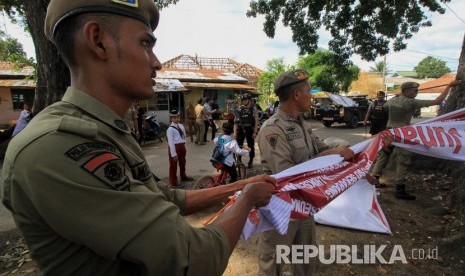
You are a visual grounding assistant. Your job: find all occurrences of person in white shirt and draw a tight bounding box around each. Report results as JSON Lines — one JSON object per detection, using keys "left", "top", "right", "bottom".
{"left": 12, "top": 103, "right": 33, "bottom": 137}
{"left": 213, "top": 123, "right": 250, "bottom": 182}
{"left": 167, "top": 109, "right": 194, "bottom": 187}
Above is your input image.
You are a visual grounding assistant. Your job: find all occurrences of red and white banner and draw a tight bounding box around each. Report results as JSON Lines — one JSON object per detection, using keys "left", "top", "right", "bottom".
{"left": 222, "top": 108, "right": 465, "bottom": 240}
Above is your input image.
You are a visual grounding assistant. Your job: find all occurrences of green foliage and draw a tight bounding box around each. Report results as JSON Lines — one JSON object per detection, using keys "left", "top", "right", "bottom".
{"left": 256, "top": 58, "right": 291, "bottom": 107}
{"left": 414, "top": 56, "right": 451, "bottom": 78}
{"left": 297, "top": 49, "right": 360, "bottom": 93}
{"left": 0, "top": 30, "right": 35, "bottom": 65}
{"left": 369, "top": 60, "right": 391, "bottom": 75}
{"left": 247, "top": 0, "right": 449, "bottom": 65}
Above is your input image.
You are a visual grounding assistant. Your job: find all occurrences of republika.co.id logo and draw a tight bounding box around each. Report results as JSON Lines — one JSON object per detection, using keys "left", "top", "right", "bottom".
{"left": 276, "top": 244, "right": 439, "bottom": 264}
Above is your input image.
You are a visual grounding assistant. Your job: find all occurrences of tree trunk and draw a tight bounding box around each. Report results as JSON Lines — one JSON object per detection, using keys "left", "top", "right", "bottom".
{"left": 440, "top": 33, "right": 465, "bottom": 114}
{"left": 21, "top": 0, "right": 69, "bottom": 114}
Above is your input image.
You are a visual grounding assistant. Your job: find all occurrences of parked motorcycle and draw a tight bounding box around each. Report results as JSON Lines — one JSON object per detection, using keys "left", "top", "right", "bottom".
{"left": 141, "top": 112, "right": 165, "bottom": 144}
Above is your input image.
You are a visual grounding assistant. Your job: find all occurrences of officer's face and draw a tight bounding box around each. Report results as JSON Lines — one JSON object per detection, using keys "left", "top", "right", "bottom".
{"left": 405, "top": 88, "right": 419, "bottom": 98}
{"left": 106, "top": 18, "right": 162, "bottom": 101}
{"left": 295, "top": 81, "right": 312, "bottom": 112}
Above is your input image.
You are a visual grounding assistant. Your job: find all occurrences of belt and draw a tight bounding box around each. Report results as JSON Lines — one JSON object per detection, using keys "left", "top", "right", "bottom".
{"left": 175, "top": 142, "right": 185, "bottom": 145}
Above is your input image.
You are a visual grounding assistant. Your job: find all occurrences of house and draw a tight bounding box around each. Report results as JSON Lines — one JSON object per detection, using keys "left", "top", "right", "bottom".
{"left": 0, "top": 62, "right": 35, "bottom": 128}
{"left": 141, "top": 55, "right": 262, "bottom": 124}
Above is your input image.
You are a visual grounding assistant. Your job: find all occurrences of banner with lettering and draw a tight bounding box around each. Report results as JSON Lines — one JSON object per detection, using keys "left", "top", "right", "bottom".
{"left": 216, "top": 107, "right": 465, "bottom": 240}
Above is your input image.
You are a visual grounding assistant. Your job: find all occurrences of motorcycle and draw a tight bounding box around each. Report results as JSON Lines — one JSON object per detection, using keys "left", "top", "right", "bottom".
{"left": 141, "top": 112, "right": 165, "bottom": 144}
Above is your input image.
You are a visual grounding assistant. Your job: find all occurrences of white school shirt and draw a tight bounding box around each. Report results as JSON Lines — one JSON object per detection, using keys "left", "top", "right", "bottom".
{"left": 167, "top": 123, "right": 187, "bottom": 157}
{"left": 213, "top": 134, "right": 249, "bottom": 166}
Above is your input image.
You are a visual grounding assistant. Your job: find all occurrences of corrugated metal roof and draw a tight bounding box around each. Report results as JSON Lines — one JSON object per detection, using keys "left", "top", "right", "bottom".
{"left": 154, "top": 79, "right": 188, "bottom": 93}
{"left": 0, "top": 79, "right": 35, "bottom": 88}
{"left": 182, "top": 82, "right": 256, "bottom": 92}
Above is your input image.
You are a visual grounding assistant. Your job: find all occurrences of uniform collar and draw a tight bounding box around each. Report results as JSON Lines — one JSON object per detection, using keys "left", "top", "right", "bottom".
{"left": 276, "top": 108, "right": 302, "bottom": 122}
{"left": 61, "top": 87, "right": 131, "bottom": 134}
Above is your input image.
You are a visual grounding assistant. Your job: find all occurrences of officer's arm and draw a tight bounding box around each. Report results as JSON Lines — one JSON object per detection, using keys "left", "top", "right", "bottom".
{"left": 431, "top": 80, "right": 462, "bottom": 105}
{"left": 183, "top": 174, "right": 275, "bottom": 214}
{"left": 257, "top": 124, "right": 295, "bottom": 174}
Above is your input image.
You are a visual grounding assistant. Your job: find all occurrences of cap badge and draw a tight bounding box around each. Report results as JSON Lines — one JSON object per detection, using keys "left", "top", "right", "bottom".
{"left": 111, "top": 0, "right": 138, "bottom": 8}
{"left": 295, "top": 70, "right": 308, "bottom": 80}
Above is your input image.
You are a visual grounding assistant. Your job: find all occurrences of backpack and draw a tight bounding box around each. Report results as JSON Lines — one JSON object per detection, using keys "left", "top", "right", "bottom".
{"left": 210, "top": 135, "right": 232, "bottom": 165}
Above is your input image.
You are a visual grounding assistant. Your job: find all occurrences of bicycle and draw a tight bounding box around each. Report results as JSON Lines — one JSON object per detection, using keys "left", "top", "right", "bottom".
{"left": 193, "top": 155, "right": 247, "bottom": 189}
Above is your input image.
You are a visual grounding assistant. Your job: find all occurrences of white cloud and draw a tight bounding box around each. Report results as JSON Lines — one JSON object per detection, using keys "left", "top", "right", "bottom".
{"left": 3, "top": 0, "right": 465, "bottom": 73}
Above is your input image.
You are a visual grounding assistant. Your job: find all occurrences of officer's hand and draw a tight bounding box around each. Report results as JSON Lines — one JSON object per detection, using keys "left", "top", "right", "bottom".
{"left": 363, "top": 121, "right": 368, "bottom": 126}
{"left": 173, "top": 156, "right": 179, "bottom": 162}
{"left": 337, "top": 146, "right": 355, "bottom": 161}
{"left": 242, "top": 181, "right": 277, "bottom": 207}
{"left": 232, "top": 132, "right": 237, "bottom": 139}
{"left": 252, "top": 132, "right": 257, "bottom": 139}
{"left": 245, "top": 174, "right": 276, "bottom": 187}
{"left": 381, "top": 133, "right": 394, "bottom": 149}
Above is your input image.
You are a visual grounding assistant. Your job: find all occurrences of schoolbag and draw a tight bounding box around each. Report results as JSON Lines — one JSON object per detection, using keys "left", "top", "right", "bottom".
{"left": 210, "top": 135, "right": 232, "bottom": 165}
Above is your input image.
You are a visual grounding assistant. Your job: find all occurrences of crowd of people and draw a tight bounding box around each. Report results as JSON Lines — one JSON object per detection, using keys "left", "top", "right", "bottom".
{"left": 0, "top": 0, "right": 461, "bottom": 275}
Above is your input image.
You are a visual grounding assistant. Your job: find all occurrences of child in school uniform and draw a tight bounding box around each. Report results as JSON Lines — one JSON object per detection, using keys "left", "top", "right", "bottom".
{"left": 213, "top": 122, "right": 250, "bottom": 182}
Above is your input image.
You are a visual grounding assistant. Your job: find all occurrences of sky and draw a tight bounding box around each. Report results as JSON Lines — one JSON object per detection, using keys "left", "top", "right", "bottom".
{"left": 1, "top": 0, "right": 465, "bottom": 73}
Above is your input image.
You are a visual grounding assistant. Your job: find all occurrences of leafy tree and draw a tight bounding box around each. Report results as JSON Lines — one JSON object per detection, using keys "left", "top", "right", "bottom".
{"left": 369, "top": 60, "right": 391, "bottom": 75}
{"left": 297, "top": 49, "right": 359, "bottom": 93}
{"left": 0, "top": 30, "right": 34, "bottom": 65}
{"left": 414, "top": 56, "right": 451, "bottom": 78}
{"left": 256, "top": 58, "right": 290, "bottom": 107}
{"left": 246, "top": 0, "right": 449, "bottom": 65}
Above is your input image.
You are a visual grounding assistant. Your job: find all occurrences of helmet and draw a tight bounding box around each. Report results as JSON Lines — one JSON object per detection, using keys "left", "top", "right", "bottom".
{"left": 241, "top": 93, "right": 252, "bottom": 100}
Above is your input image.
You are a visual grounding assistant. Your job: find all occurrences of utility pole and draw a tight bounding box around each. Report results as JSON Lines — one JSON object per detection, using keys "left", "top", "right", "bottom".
{"left": 382, "top": 55, "right": 386, "bottom": 91}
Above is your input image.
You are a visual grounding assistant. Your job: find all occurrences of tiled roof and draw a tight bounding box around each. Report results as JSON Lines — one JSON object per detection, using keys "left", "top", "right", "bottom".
{"left": 418, "top": 73, "right": 456, "bottom": 93}
{"left": 388, "top": 73, "right": 456, "bottom": 94}
{"left": 0, "top": 61, "right": 34, "bottom": 77}
{"left": 161, "top": 55, "right": 263, "bottom": 81}
{"left": 0, "top": 79, "right": 35, "bottom": 88}
{"left": 157, "top": 68, "right": 248, "bottom": 83}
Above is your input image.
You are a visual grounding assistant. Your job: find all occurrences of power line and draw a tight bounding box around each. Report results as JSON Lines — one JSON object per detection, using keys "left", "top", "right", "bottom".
{"left": 404, "top": 49, "right": 458, "bottom": 61}
{"left": 444, "top": 2, "right": 465, "bottom": 24}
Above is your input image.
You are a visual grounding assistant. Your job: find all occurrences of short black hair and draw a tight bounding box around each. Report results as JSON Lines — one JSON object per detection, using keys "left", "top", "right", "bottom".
{"left": 277, "top": 82, "right": 302, "bottom": 102}
{"left": 54, "top": 13, "right": 121, "bottom": 66}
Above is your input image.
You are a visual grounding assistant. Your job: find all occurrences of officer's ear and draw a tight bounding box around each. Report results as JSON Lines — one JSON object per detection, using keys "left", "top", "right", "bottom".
{"left": 82, "top": 21, "right": 110, "bottom": 60}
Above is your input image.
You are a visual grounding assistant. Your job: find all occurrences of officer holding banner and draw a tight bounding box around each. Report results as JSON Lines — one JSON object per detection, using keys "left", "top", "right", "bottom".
{"left": 0, "top": 0, "right": 277, "bottom": 274}
{"left": 257, "top": 69, "right": 354, "bottom": 275}
{"left": 368, "top": 80, "right": 461, "bottom": 200}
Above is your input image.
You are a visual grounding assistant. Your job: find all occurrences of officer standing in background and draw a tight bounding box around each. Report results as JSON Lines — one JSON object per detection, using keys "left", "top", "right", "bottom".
{"left": 364, "top": 90, "right": 388, "bottom": 136}
{"left": 367, "top": 80, "right": 462, "bottom": 200}
{"left": 185, "top": 101, "right": 196, "bottom": 142}
{"left": 195, "top": 97, "right": 206, "bottom": 145}
{"left": 257, "top": 69, "right": 355, "bottom": 276}
{"left": 234, "top": 93, "right": 259, "bottom": 168}
{"left": 0, "top": 0, "right": 277, "bottom": 274}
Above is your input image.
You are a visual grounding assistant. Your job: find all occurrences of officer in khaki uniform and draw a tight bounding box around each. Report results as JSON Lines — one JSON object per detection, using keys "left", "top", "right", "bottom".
{"left": 0, "top": 0, "right": 277, "bottom": 275}
{"left": 257, "top": 69, "right": 355, "bottom": 276}
{"left": 368, "top": 80, "right": 461, "bottom": 200}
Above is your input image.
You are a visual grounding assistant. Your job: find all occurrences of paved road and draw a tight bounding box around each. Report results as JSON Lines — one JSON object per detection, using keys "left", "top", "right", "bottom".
{"left": 0, "top": 116, "right": 432, "bottom": 233}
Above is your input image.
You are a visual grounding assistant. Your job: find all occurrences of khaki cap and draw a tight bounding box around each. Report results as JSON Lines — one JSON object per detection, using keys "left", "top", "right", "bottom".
{"left": 401, "top": 81, "right": 420, "bottom": 91}
{"left": 45, "top": 0, "right": 159, "bottom": 42}
{"left": 274, "top": 69, "right": 310, "bottom": 95}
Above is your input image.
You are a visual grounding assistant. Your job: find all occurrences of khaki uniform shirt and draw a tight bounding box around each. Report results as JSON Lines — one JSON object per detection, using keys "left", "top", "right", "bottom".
{"left": 0, "top": 87, "right": 229, "bottom": 275}
{"left": 257, "top": 109, "right": 328, "bottom": 175}
{"left": 194, "top": 104, "right": 204, "bottom": 120}
{"left": 385, "top": 95, "right": 434, "bottom": 128}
